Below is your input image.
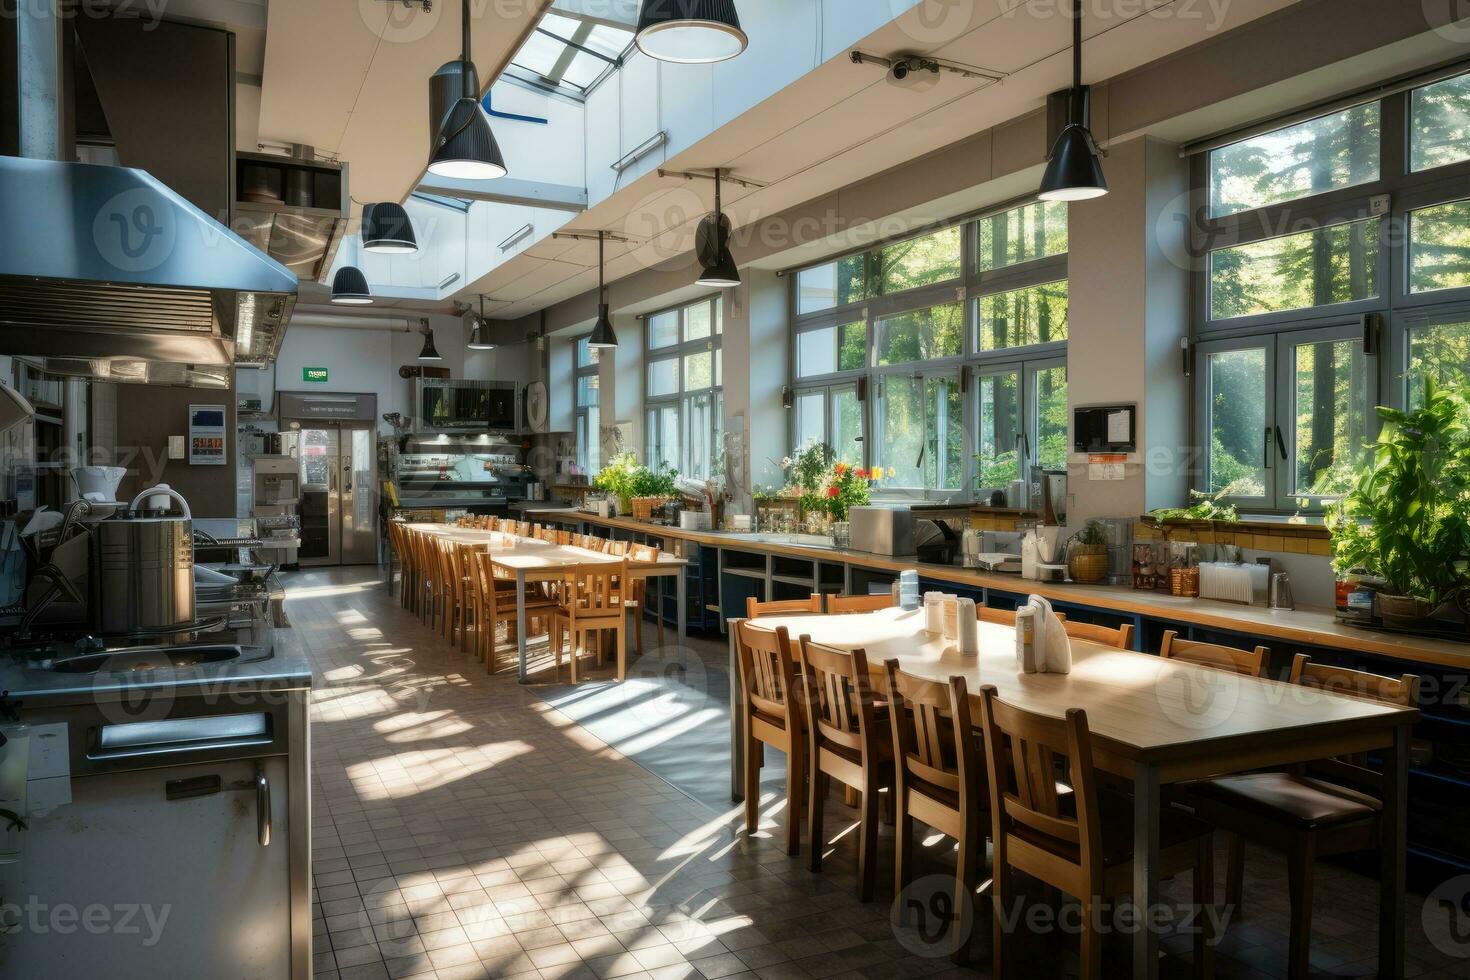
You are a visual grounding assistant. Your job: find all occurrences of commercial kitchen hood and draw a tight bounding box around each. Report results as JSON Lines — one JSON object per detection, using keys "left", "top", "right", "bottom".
{"left": 0, "top": 156, "right": 298, "bottom": 388}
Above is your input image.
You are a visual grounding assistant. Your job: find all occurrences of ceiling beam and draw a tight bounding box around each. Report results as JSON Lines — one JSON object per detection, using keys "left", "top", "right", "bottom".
{"left": 550, "top": 0, "right": 639, "bottom": 31}
{"left": 416, "top": 175, "right": 588, "bottom": 211}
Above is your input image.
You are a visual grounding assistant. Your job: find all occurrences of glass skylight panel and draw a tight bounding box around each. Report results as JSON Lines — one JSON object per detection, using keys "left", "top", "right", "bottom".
{"left": 507, "top": 11, "right": 632, "bottom": 98}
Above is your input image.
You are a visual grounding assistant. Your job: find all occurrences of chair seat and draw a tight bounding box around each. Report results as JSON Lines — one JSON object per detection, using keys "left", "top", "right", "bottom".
{"left": 1187, "top": 772, "right": 1380, "bottom": 829}
{"left": 1010, "top": 790, "right": 1210, "bottom": 868}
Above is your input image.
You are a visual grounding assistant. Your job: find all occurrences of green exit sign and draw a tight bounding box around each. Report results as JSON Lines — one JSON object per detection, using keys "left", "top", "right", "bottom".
{"left": 303, "top": 367, "right": 329, "bottom": 383}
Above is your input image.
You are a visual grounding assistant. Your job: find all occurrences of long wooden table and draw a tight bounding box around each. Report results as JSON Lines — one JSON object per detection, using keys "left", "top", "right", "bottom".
{"left": 730, "top": 607, "right": 1417, "bottom": 980}
{"left": 408, "top": 524, "right": 689, "bottom": 683}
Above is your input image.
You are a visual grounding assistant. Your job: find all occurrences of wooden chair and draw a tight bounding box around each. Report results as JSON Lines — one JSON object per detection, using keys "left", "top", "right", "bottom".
{"left": 472, "top": 550, "right": 555, "bottom": 673}
{"left": 551, "top": 561, "right": 629, "bottom": 682}
{"left": 389, "top": 524, "right": 415, "bottom": 611}
{"left": 1160, "top": 630, "right": 1267, "bottom": 676}
{"left": 605, "top": 539, "right": 630, "bottom": 557}
{"left": 747, "top": 594, "right": 822, "bottom": 619}
{"left": 1063, "top": 620, "right": 1134, "bottom": 650}
{"left": 885, "top": 663, "right": 986, "bottom": 963}
{"left": 734, "top": 621, "right": 808, "bottom": 854}
{"left": 796, "top": 636, "right": 894, "bottom": 901}
{"left": 826, "top": 593, "right": 897, "bottom": 614}
{"left": 1184, "top": 655, "right": 1418, "bottom": 980}
{"left": 977, "top": 685, "right": 1215, "bottom": 979}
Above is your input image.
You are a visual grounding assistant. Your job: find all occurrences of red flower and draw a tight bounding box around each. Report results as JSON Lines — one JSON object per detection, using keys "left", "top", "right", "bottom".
{"left": 854, "top": 468, "right": 869, "bottom": 480}
{"left": 826, "top": 485, "right": 839, "bottom": 498}
{"left": 833, "top": 462, "right": 848, "bottom": 476}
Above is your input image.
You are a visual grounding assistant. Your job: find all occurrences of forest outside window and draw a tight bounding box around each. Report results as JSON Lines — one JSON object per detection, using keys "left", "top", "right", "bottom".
{"left": 644, "top": 296, "right": 723, "bottom": 480}
{"left": 573, "top": 335, "right": 600, "bottom": 476}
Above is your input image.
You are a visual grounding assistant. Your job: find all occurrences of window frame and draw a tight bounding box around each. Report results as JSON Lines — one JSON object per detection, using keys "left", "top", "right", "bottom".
{"left": 573, "top": 334, "right": 600, "bottom": 476}
{"left": 1189, "top": 70, "right": 1470, "bottom": 512}
{"left": 643, "top": 295, "right": 723, "bottom": 479}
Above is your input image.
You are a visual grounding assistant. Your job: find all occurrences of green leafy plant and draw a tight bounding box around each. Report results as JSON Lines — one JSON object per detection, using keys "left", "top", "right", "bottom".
{"left": 629, "top": 465, "right": 678, "bottom": 499}
{"left": 1150, "top": 487, "right": 1242, "bottom": 523}
{"left": 819, "top": 462, "right": 872, "bottom": 523}
{"left": 1327, "top": 376, "right": 1470, "bottom": 605}
{"left": 592, "top": 452, "right": 642, "bottom": 505}
{"left": 1072, "top": 520, "right": 1108, "bottom": 549}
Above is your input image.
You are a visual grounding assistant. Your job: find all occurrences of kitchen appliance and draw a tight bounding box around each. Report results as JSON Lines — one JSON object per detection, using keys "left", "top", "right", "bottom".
{"left": 0, "top": 158, "right": 298, "bottom": 386}
{"left": 233, "top": 152, "right": 350, "bottom": 284}
{"left": 414, "top": 378, "right": 518, "bottom": 433}
{"left": 278, "top": 393, "right": 378, "bottom": 566}
{"left": 1021, "top": 525, "right": 1067, "bottom": 582}
{"left": 1269, "top": 571, "right": 1295, "bottom": 610}
{"left": 1199, "top": 561, "right": 1270, "bottom": 604}
{"left": 90, "top": 486, "right": 195, "bottom": 636}
{"left": 849, "top": 506, "right": 914, "bottom": 557}
{"left": 253, "top": 456, "right": 302, "bottom": 568}
{"left": 70, "top": 466, "right": 127, "bottom": 502}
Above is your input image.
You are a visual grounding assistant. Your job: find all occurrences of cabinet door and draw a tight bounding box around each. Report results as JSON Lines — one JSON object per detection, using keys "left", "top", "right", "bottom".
{"left": 0, "top": 757, "right": 291, "bottom": 979}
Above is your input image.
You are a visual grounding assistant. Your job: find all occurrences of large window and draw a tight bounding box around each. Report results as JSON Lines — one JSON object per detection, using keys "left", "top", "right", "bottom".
{"left": 1191, "top": 67, "right": 1470, "bottom": 510}
{"left": 645, "top": 296, "right": 723, "bottom": 481}
{"left": 573, "top": 336, "right": 600, "bottom": 476}
{"left": 789, "top": 198, "right": 1069, "bottom": 498}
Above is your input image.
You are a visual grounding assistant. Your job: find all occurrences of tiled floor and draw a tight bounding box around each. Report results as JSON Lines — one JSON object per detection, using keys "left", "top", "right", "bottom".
{"left": 288, "top": 567, "right": 1458, "bottom": 979}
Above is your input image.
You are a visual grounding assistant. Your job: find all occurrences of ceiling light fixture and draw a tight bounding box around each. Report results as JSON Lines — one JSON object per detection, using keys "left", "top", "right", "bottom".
{"left": 1038, "top": 0, "right": 1107, "bottom": 202}
{"left": 467, "top": 295, "right": 496, "bottom": 350}
{"left": 330, "top": 265, "right": 372, "bottom": 305}
{"left": 588, "top": 231, "right": 618, "bottom": 349}
{"left": 418, "top": 320, "right": 442, "bottom": 361}
{"left": 428, "top": 0, "right": 507, "bottom": 180}
{"left": 635, "top": 0, "right": 747, "bottom": 64}
{"left": 696, "top": 168, "right": 740, "bottom": 289}
{"left": 362, "top": 202, "right": 418, "bottom": 253}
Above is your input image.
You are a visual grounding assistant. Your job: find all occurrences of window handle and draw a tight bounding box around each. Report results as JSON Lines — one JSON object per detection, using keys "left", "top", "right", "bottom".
{"left": 1275, "top": 424, "right": 1288, "bottom": 462}
{"left": 1264, "top": 426, "right": 1272, "bottom": 470}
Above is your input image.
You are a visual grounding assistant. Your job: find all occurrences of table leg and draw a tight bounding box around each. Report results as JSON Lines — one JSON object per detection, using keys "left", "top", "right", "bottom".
{"left": 729, "top": 623, "right": 743, "bottom": 803}
{"left": 1379, "top": 723, "right": 1407, "bottom": 979}
{"left": 515, "top": 570, "right": 529, "bottom": 685}
{"left": 676, "top": 569, "right": 687, "bottom": 664}
{"left": 1133, "top": 763, "right": 1161, "bottom": 980}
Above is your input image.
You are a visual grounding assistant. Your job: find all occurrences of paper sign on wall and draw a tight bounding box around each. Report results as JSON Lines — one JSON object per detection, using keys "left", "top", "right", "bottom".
{"left": 188, "top": 405, "right": 227, "bottom": 465}
{"left": 1088, "top": 453, "right": 1127, "bottom": 481}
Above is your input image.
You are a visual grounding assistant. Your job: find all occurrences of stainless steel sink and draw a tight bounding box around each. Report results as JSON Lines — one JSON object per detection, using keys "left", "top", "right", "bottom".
{"left": 42, "top": 645, "right": 244, "bottom": 674}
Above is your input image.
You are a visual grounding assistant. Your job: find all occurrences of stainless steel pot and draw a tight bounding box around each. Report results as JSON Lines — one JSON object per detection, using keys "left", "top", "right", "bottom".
{"left": 88, "top": 486, "right": 195, "bottom": 635}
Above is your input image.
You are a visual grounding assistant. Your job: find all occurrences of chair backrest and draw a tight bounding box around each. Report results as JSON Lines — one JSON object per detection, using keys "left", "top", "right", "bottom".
{"left": 517, "top": 521, "right": 532, "bottom": 536}
{"left": 796, "top": 637, "right": 881, "bottom": 755}
{"left": 629, "top": 543, "right": 658, "bottom": 562}
{"left": 977, "top": 685, "right": 1102, "bottom": 879}
{"left": 1289, "top": 654, "right": 1419, "bottom": 791}
{"left": 977, "top": 605, "right": 1065, "bottom": 626}
{"left": 747, "top": 594, "right": 823, "bottom": 619}
{"left": 564, "top": 561, "right": 627, "bottom": 617}
{"left": 555, "top": 530, "right": 572, "bottom": 546}
{"left": 826, "top": 593, "right": 897, "bottom": 614}
{"left": 1160, "top": 630, "right": 1267, "bottom": 676}
{"left": 735, "top": 621, "right": 801, "bottom": 722}
{"left": 884, "top": 662, "right": 982, "bottom": 813}
{"left": 1062, "top": 620, "right": 1134, "bottom": 650}
{"left": 605, "top": 539, "right": 630, "bottom": 556}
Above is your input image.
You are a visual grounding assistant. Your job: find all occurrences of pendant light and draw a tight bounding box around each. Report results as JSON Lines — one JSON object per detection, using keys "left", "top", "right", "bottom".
{"left": 588, "top": 232, "right": 618, "bottom": 349}
{"left": 362, "top": 202, "right": 418, "bottom": 253}
{"left": 635, "top": 0, "right": 747, "bottom": 64}
{"left": 1038, "top": 0, "right": 1107, "bottom": 202}
{"left": 467, "top": 295, "right": 496, "bottom": 350}
{"left": 696, "top": 169, "right": 740, "bottom": 288}
{"left": 418, "top": 320, "right": 442, "bottom": 361}
{"left": 428, "top": 0, "right": 507, "bottom": 180}
{"left": 331, "top": 236, "right": 372, "bottom": 307}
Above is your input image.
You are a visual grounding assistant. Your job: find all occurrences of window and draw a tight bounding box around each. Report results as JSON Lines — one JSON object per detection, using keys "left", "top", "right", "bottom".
{"left": 1190, "top": 70, "right": 1470, "bottom": 509}
{"left": 645, "top": 296, "right": 723, "bottom": 480}
{"left": 789, "top": 198, "right": 1070, "bottom": 498}
{"left": 573, "top": 336, "right": 600, "bottom": 475}
{"left": 504, "top": 10, "right": 632, "bottom": 101}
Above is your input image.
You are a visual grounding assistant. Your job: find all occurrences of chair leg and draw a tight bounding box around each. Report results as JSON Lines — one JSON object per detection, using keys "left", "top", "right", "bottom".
{"left": 616, "top": 621, "right": 627, "bottom": 682}
{"left": 1286, "top": 835, "right": 1317, "bottom": 980}
{"left": 856, "top": 776, "right": 880, "bottom": 902}
{"left": 893, "top": 793, "right": 914, "bottom": 911}
{"left": 1193, "top": 834, "right": 1215, "bottom": 979}
{"left": 634, "top": 605, "right": 644, "bottom": 655}
{"left": 1079, "top": 896, "right": 1103, "bottom": 980}
{"left": 991, "top": 863, "right": 1010, "bottom": 980}
{"left": 952, "top": 827, "right": 982, "bottom": 965}
{"left": 1225, "top": 832, "right": 1245, "bottom": 914}
{"left": 742, "top": 732, "right": 761, "bottom": 834}
{"left": 808, "top": 771, "right": 828, "bottom": 873}
{"left": 783, "top": 738, "right": 804, "bottom": 857}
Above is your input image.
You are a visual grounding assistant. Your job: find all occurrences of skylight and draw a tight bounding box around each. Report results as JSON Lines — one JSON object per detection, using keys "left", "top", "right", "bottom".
{"left": 505, "top": 11, "right": 633, "bottom": 100}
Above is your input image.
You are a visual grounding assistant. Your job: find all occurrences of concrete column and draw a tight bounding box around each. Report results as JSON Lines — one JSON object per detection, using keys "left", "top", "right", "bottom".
{"left": 608, "top": 314, "right": 642, "bottom": 462}
{"left": 720, "top": 268, "right": 788, "bottom": 513}
{"left": 1065, "top": 136, "right": 1191, "bottom": 522}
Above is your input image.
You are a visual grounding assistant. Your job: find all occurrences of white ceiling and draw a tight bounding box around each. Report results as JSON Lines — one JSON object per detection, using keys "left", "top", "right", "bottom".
{"left": 256, "top": 0, "right": 552, "bottom": 203}
{"left": 461, "top": 0, "right": 1304, "bottom": 322}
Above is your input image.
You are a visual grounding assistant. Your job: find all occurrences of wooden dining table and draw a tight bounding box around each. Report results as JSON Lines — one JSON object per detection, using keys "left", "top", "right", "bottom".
{"left": 728, "top": 606, "right": 1418, "bottom": 980}
{"left": 407, "top": 524, "right": 689, "bottom": 683}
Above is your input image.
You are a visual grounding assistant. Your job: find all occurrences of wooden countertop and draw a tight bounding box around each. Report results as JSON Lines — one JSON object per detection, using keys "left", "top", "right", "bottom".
{"left": 524, "top": 508, "right": 1470, "bottom": 669}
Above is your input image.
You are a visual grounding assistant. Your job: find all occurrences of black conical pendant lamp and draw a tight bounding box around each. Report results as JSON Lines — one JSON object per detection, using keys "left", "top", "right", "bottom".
{"left": 362, "top": 202, "right": 418, "bottom": 253}
{"left": 428, "top": 0, "right": 507, "bottom": 180}
{"left": 1038, "top": 0, "right": 1107, "bottom": 202}
{"left": 418, "top": 321, "right": 442, "bottom": 361}
{"left": 635, "top": 0, "right": 747, "bottom": 64}
{"left": 331, "top": 253, "right": 372, "bottom": 305}
{"left": 696, "top": 169, "right": 740, "bottom": 288}
{"left": 588, "top": 232, "right": 618, "bottom": 349}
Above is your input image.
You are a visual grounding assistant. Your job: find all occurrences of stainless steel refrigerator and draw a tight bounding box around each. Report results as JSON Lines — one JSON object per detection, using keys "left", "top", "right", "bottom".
{"left": 277, "top": 392, "right": 378, "bottom": 566}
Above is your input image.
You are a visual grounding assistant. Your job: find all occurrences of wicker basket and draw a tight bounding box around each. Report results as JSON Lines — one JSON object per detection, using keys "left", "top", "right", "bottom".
{"left": 630, "top": 496, "right": 675, "bottom": 521}
{"left": 1068, "top": 548, "right": 1109, "bottom": 584}
{"left": 1170, "top": 566, "right": 1201, "bottom": 598}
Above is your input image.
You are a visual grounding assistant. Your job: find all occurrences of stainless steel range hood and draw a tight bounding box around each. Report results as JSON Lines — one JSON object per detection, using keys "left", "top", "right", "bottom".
{"left": 0, "top": 156, "right": 298, "bottom": 388}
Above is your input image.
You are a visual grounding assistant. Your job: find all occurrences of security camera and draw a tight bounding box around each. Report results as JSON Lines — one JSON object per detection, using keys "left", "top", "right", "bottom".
{"left": 885, "top": 56, "right": 939, "bottom": 92}
{"left": 890, "top": 59, "right": 912, "bottom": 82}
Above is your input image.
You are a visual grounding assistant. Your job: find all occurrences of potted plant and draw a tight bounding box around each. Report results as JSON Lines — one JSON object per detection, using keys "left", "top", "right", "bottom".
{"left": 1327, "top": 377, "right": 1470, "bottom": 628}
{"left": 1067, "top": 520, "right": 1110, "bottom": 583}
{"left": 819, "top": 462, "right": 872, "bottom": 546}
